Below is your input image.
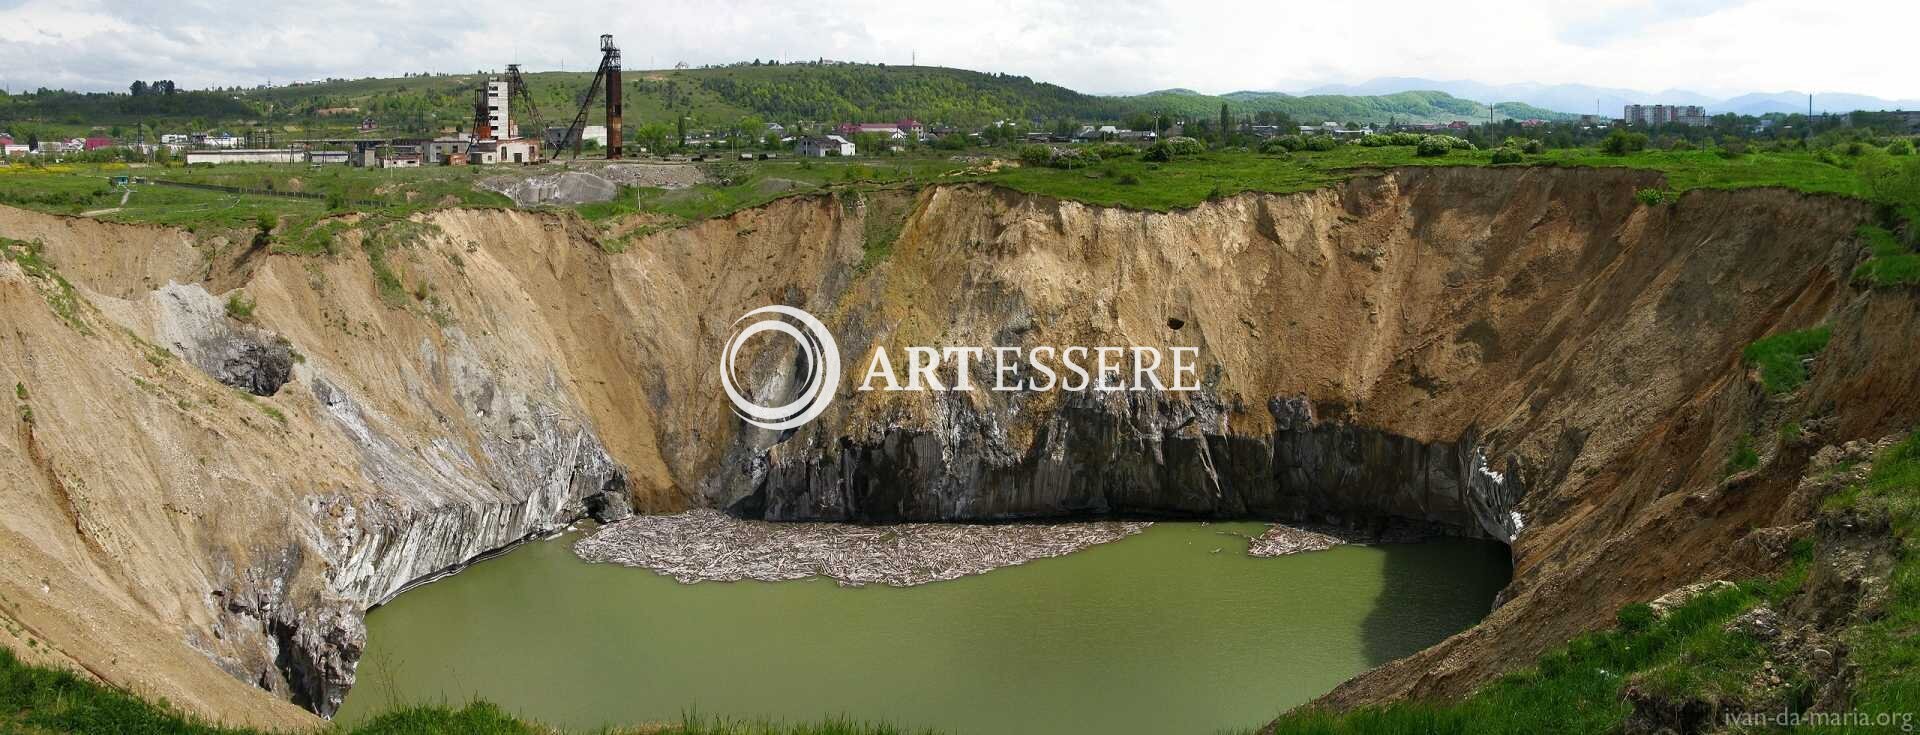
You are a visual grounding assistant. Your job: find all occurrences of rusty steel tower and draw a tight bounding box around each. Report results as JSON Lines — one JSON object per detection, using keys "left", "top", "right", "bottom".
{"left": 601, "top": 34, "right": 622, "bottom": 159}
{"left": 558, "top": 34, "right": 625, "bottom": 159}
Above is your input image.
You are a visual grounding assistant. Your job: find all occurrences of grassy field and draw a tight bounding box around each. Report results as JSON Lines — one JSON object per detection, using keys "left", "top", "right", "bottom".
{"left": 1, "top": 140, "right": 1914, "bottom": 276}
{"left": 981, "top": 145, "right": 1882, "bottom": 211}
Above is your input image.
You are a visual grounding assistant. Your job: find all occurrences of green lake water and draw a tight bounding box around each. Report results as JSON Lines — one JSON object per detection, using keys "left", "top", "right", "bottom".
{"left": 336, "top": 522, "right": 1510, "bottom": 735}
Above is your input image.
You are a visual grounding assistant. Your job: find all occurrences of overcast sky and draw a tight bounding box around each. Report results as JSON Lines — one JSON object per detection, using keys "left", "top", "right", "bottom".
{"left": 1, "top": 0, "right": 1913, "bottom": 100}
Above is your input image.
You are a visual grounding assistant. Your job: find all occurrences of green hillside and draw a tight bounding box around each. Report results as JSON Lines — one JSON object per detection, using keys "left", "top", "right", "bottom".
{"left": 1135, "top": 88, "right": 1566, "bottom": 124}
{"left": 1, "top": 63, "right": 1575, "bottom": 139}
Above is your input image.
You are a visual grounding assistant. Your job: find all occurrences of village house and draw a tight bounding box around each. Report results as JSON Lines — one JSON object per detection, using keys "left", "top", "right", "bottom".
{"left": 836, "top": 119, "right": 923, "bottom": 141}
{"left": 794, "top": 134, "right": 856, "bottom": 157}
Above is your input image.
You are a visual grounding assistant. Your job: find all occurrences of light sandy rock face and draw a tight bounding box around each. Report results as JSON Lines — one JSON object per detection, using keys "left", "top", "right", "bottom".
{"left": 0, "top": 166, "right": 1913, "bottom": 729}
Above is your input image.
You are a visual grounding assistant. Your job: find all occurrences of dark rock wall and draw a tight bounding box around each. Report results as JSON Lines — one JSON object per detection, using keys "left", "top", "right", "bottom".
{"left": 728, "top": 390, "right": 1523, "bottom": 541}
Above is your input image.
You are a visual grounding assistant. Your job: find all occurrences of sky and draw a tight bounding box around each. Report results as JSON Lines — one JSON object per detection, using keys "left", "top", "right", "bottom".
{"left": 0, "top": 0, "right": 1914, "bottom": 101}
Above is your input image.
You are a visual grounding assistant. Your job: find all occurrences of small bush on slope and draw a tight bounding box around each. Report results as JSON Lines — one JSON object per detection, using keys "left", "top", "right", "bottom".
{"left": 1741, "top": 325, "right": 1833, "bottom": 394}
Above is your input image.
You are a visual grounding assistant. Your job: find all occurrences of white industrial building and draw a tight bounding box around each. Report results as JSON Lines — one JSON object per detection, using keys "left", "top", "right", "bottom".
{"left": 484, "top": 79, "right": 517, "bottom": 138}
{"left": 184, "top": 149, "right": 305, "bottom": 165}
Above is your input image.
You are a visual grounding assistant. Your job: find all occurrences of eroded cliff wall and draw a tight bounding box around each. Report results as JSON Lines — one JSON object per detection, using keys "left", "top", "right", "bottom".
{"left": 0, "top": 166, "right": 1910, "bottom": 729}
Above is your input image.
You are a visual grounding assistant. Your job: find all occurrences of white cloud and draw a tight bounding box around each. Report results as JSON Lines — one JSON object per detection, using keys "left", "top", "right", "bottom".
{"left": 0, "top": 0, "right": 1912, "bottom": 102}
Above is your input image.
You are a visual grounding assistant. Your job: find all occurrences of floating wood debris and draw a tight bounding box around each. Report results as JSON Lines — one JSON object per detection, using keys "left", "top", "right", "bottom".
{"left": 1245, "top": 524, "right": 1347, "bottom": 557}
{"left": 574, "top": 509, "right": 1152, "bottom": 587}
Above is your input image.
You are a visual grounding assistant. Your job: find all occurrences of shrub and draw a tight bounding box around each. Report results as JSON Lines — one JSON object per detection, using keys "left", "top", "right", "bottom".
{"left": 1090, "top": 142, "right": 1137, "bottom": 159}
{"left": 1846, "top": 141, "right": 1867, "bottom": 156}
{"left": 1141, "top": 142, "right": 1173, "bottom": 162}
{"left": 1303, "top": 135, "right": 1339, "bottom": 152}
{"left": 224, "top": 292, "right": 255, "bottom": 322}
{"left": 1889, "top": 139, "right": 1915, "bottom": 156}
{"left": 1522, "top": 139, "right": 1546, "bottom": 154}
{"left": 1360, "top": 133, "right": 1427, "bottom": 148}
{"left": 1851, "top": 225, "right": 1920, "bottom": 288}
{"left": 1616, "top": 602, "right": 1655, "bottom": 633}
{"left": 1416, "top": 135, "right": 1455, "bottom": 157}
{"left": 1162, "top": 136, "right": 1207, "bottom": 156}
{"left": 1726, "top": 433, "right": 1760, "bottom": 474}
{"left": 1490, "top": 146, "right": 1524, "bottom": 164}
{"left": 1601, "top": 129, "right": 1649, "bottom": 156}
{"left": 1741, "top": 325, "right": 1833, "bottom": 393}
{"left": 1718, "top": 140, "right": 1748, "bottom": 159}
{"left": 1635, "top": 188, "right": 1674, "bottom": 206}
{"left": 1048, "top": 147, "right": 1099, "bottom": 169}
{"left": 1259, "top": 136, "right": 1302, "bottom": 154}
{"left": 1016, "top": 144, "right": 1052, "bottom": 166}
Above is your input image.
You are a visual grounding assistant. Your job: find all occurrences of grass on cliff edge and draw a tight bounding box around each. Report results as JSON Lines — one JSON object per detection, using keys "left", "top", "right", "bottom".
{"left": 0, "top": 646, "right": 933, "bottom": 735}
{"left": 980, "top": 146, "right": 1876, "bottom": 212}
{"left": 1262, "top": 430, "right": 1920, "bottom": 735}
{"left": 4, "top": 144, "right": 1899, "bottom": 233}
{"left": 1741, "top": 324, "right": 1834, "bottom": 395}
{"left": 1853, "top": 224, "right": 1920, "bottom": 288}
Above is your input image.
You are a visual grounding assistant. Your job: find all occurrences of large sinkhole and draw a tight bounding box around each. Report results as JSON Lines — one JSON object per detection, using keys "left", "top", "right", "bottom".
{"left": 333, "top": 171, "right": 1857, "bottom": 732}
{"left": 335, "top": 521, "right": 1509, "bottom": 734}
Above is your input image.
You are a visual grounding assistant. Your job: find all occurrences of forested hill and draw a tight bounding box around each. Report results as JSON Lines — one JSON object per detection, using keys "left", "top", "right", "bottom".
{"left": 1, "top": 62, "right": 1575, "bottom": 137}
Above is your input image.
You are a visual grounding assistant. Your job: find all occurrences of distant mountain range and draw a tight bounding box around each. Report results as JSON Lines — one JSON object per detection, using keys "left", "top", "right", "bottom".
{"left": 1301, "top": 78, "right": 1920, "bottom": 117}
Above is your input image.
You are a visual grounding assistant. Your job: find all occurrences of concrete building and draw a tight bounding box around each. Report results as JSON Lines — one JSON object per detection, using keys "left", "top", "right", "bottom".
{"left": 539, "top": 124, "right": 607, "bottom": 151}
{"left": 308, "top": 150, "right": 350, "bottom": 165}
{"left": 485, "top": 78, "right": 515, "bottom": 139}
{"left": 425, "top": 136, "right": 472, "bottom": 165}
{"left": 192, "top": 133, "right": 243, "bottom": 148}
{"left": 184, "top": 149, "right": 304, "bottom": 165}
{"left": 470, "top": 138, "right": 538, "bottom": 164}
{"left": 1625, "top": 104, "right": 1709, "bottom": 127}
{"left": 795, "top": 134, "right": 856, "bottom": 157}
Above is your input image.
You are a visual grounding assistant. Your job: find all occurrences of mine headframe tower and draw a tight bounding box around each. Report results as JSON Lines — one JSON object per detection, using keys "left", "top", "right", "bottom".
{"left": 505, "top": 64, "right": 545, "bottom": 144}
{"left": 557, "top": 34, "right": 624, "bottom": 159}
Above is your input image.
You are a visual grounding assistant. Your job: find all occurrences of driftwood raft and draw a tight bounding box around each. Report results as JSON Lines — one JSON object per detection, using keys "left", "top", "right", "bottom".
{"left": 573, "top": 509, "right": 1152, "bottom": 587}
{"left": 1245, "top": 524, "right": 1347, "bottom": 557}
